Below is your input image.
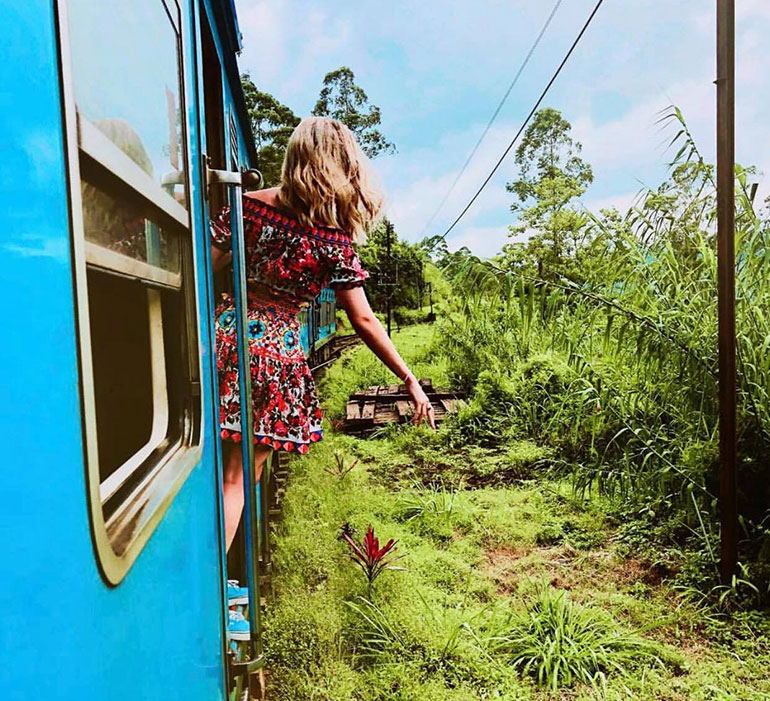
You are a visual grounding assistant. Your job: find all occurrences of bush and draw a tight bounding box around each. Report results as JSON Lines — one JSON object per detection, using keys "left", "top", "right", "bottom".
{"left": 264, "top": 595, "right": 327, "bottom": 670}
{"left": 444, "top": 370, "right": 520, "bottom": 448}
{"left": 480, "top": 579, "right": 670, "bottom": 691}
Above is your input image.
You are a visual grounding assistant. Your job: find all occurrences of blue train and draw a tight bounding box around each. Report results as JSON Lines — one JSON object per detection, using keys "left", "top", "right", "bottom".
{"left": 300, "top": 286, "right": 338, "bottom": 361}
{"left": 0, "top": 1, "right": 335, "bottom": 698}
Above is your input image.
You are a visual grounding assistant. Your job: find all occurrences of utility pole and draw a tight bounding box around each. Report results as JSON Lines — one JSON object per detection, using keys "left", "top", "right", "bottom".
{"left": 716, "top": 0, "right": 738, "bottom": 585}
{"left": 386, "top": 220, "right": 393, "bottom": 338}
{"left": 417, "top": 258, "right": 424, "bottom": 310}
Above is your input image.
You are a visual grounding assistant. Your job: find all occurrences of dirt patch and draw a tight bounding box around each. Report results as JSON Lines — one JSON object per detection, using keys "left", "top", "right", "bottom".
{"left": 483, "top": 543, "right": 587, "bottom": 593}
{"left": 484, "top": 544, "right": 532, "bottom": 566}
{"left": 612, "top": 555, "right": 676, "bottom": 587}
{"left": 482, "top": 543, "right": 674, "bottom": 596}
{"left": 482, "top": 542, "right": 714, "bottom": 662}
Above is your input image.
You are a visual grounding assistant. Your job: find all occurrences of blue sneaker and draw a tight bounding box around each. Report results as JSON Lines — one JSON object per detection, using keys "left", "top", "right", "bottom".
{"left": 228, "top": 579, "right": 249, "bottom": 605}
{"left": 228, "top": 609, "right": 251, "bottom": 642}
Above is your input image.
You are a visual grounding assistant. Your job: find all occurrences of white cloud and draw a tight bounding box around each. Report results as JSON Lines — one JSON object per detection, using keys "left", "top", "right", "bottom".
{"left": 238, "top": 1, "right": 287, "bottom": 78}
{"left": 233, "top": 0, "right": 770, "bottom": 258}
{"left": 738, "top": 0, "right": 770, "bottom": 22}
{"left": 379, "top": 121, "right": 524, "bottom": 243}
{"left": 239, "top": 1, "right": 354, "bottom": 109}
{"left": 572, "top": 74, "right": 714, "bottom": 185}
{"left": 583, "top": 191, "right": 639, "bottom": 215}
{"left": 446, "top": 226, "right": 510, "bottom": 259}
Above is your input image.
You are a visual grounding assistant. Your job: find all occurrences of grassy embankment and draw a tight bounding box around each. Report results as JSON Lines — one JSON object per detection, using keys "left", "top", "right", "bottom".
{"left": 264, "top": 324, "right": 770, "bottom": 700}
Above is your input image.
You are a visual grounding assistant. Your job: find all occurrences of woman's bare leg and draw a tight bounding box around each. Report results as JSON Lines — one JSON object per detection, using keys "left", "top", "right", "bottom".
{"left": 223, "top": 442, "right": 272, "bottom": 552}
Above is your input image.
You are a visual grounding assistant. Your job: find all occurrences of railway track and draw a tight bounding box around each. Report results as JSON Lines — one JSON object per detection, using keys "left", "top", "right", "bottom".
{"left": 308, "top": 333, "right": 361, "bottom": 373}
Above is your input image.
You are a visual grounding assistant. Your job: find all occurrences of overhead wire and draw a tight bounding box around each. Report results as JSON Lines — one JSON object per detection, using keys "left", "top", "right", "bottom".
{"left": 431, "top": 0, "right": 607, "bottom": 248}
{"left": 417, "top": 0, "right": 565, "bottom": 240}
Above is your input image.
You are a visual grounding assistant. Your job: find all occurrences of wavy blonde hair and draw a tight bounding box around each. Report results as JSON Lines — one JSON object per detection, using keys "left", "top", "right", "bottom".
{"left": 276, "top": 117, "right": 384, "bottom": 244}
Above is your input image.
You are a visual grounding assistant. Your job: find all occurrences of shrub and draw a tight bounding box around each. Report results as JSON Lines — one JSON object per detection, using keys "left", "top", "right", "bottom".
{"left": 444, "top": 370, "right": 520, "bottom": 448}
{"left": 480, "top": 579, "right": 668, "bottom": 691}
{"left": 341, "top": 525, "right": 405, "bottom": 597}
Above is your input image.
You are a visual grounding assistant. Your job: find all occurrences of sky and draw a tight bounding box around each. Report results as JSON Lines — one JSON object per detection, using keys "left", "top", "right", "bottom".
{"left": 234, "top": 0, "right": 770, "bottom": 258}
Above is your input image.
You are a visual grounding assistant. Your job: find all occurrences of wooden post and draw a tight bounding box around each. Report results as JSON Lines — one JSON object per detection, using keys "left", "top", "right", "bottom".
{"left": 716, "top": 0, "right": 738, "bottom": 585}
{"left": 386, "top": 220, "right": 393, "bottom": 338}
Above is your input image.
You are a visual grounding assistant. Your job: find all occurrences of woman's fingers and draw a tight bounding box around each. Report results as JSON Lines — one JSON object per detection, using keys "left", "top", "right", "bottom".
{"left": 412, "top": 400, "right": 436, "bottom": 430}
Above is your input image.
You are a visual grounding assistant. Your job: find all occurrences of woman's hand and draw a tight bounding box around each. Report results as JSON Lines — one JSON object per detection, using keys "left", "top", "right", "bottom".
{"left": 405, "top": 374, "right": 436, "bottom": 429}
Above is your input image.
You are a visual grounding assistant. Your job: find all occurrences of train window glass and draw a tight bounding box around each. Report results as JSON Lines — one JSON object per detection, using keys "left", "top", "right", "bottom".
{"left": 60, "top": 0, "right": 201, "bottom": 580}
{"left": 67, "top": 0, "right": 187, "bottom": 207}
{"left": 81, "top": 179, "right": 181, "bottom": 279}
{"left": 87, "top": 272, "right": 157, "bottom": 483}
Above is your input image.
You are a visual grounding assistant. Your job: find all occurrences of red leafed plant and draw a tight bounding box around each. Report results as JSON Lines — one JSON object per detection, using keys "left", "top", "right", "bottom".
{"left": 341, "top": 525, "right": 405, "bottom": 596}
{"left": 325, "top": 451, "right": 358, "bottom": 480}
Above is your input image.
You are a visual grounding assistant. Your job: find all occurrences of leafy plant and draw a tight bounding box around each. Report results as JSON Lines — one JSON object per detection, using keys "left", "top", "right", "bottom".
{"left": 398, "top": 479, "right": 461, "bottom": 523}
{"left": 341, "top": 525, "right": 405, "bottom": 596}
{"left": 344, "top": 595, "right": 410, "bottom": 662}
{"left": 437, "top": 106, "right": 770, "bottom": 603}
{"left": 481, "top": 579, "right": 667, "bottom": 691}
{"left": 325, "top": 451, "right": 359, "bottom": 480}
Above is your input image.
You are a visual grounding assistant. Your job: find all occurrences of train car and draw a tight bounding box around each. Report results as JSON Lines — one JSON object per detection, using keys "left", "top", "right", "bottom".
{"left": 0, "top": 1, "right": 293, "bottom": 698}
{"left": 302, "top": 287, "right": 339, "bottom": 369}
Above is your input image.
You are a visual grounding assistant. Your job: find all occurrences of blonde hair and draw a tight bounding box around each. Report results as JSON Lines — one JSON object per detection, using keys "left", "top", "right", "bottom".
{"left": 277, "top": 117, "right": 384, "bottom": 243}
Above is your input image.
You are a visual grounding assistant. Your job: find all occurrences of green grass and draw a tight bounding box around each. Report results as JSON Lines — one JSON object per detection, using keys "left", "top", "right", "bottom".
{"left": 265, "top": 325, "right": 770, "bottom": 700}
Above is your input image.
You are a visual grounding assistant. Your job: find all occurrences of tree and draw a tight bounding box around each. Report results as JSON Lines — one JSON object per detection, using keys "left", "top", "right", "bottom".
{"left": 241, "top": 73, "right": 300, "bottom": 186}
{"left": 418, "top": 235, "right": 449, "bottom": 263}
{"left": 504, "top": 108, "right": 593, "bottom": 280}
{"left": 313, "top": 67, "right": 395, "bottom": 159}
{"left": 358, "top": 218, "right": 425, "bottom": 313}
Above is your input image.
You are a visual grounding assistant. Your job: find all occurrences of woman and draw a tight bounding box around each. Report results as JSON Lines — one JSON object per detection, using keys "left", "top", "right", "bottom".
{"left": 210, "top": 117, "right": 434, "bottom": 637}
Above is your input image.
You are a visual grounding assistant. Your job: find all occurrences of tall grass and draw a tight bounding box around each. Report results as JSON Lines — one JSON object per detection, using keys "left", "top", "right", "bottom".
{"left": 480, "top": 579, "right": 668, "bottom": 692}
{"left": 438, "top": 109, "right": 770, "bottom": 603}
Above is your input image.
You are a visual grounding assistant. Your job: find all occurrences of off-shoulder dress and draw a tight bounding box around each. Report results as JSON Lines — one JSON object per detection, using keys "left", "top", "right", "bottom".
{"left": 209, "top": 195, "right": 369, "bottom": 453}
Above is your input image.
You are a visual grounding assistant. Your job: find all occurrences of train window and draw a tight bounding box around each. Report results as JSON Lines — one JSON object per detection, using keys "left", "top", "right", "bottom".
{"left": 67, "top": 0, "right": 187, "bottom": 207}
{"left": 59, "top": 0, "right": 202, "bottom": 582}
{"left": 80, "top": 177, "right": 181, "bottom": 283}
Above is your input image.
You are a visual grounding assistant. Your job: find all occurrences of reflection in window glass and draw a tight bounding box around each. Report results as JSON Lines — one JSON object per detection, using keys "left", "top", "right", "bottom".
{"left": 68, "top": 0, "right": 187, "bottom": 207}
{"left": 81, "top": 180, "right": 181, "bottom": 273}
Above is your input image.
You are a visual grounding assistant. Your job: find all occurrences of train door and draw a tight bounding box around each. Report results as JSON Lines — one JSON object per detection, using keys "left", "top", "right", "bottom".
{"left": 52, "top": 0, "right": 228, "bottom": 698}
{"left": 198, "top": 10, "right": 268, "bottom": 697}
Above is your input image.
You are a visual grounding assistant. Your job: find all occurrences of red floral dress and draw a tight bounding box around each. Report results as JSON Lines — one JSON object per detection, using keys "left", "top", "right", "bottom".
{"left": 210, "top": 196, "right": 369, "bottom": 454}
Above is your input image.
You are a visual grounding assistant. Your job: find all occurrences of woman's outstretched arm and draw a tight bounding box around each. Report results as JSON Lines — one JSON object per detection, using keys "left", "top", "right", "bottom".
{"left": 335, "top": 285, "right": 436, "bottom": 429}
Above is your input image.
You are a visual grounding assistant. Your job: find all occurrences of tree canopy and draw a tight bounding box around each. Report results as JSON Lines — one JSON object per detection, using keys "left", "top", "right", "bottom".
{"left": 241, "top": 73, "right": 300, "bottom": 186}
{"left": 241, "top": 68, "right": 395, "bottom": 186}
{"left": 358, "top": 218, "right": 426, "bottom": 313}
{"left": 313, "top": 67, "right": 396, "bottom": 159}
{"left": 502, "top": 107, "right": 594, "bottom": 280}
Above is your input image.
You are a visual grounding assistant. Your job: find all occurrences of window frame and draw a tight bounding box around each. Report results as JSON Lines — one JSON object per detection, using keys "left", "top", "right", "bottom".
{"left": 57, "top": 0, "right": 204, "bottom": 584}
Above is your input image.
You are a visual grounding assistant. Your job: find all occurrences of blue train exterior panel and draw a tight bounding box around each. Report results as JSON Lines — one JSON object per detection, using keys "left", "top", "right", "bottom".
{"left": 0, "top": 1, "right": 260, "bottom": 698}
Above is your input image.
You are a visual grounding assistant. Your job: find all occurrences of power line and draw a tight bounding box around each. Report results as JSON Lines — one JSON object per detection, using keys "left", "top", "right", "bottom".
{"left": 418, "top": 0, "right": 565, "bottom": 240}
{"left": 433, "top": 0, "right": 606, "bottom": 247}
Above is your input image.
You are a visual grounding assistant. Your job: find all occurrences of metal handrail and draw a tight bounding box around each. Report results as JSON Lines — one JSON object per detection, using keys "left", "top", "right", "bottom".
{"left": 207, "top": 159, "right": 267, "bottom": 666}
{"left": 227, "top": 184, "right": 265, "bottom": 656}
